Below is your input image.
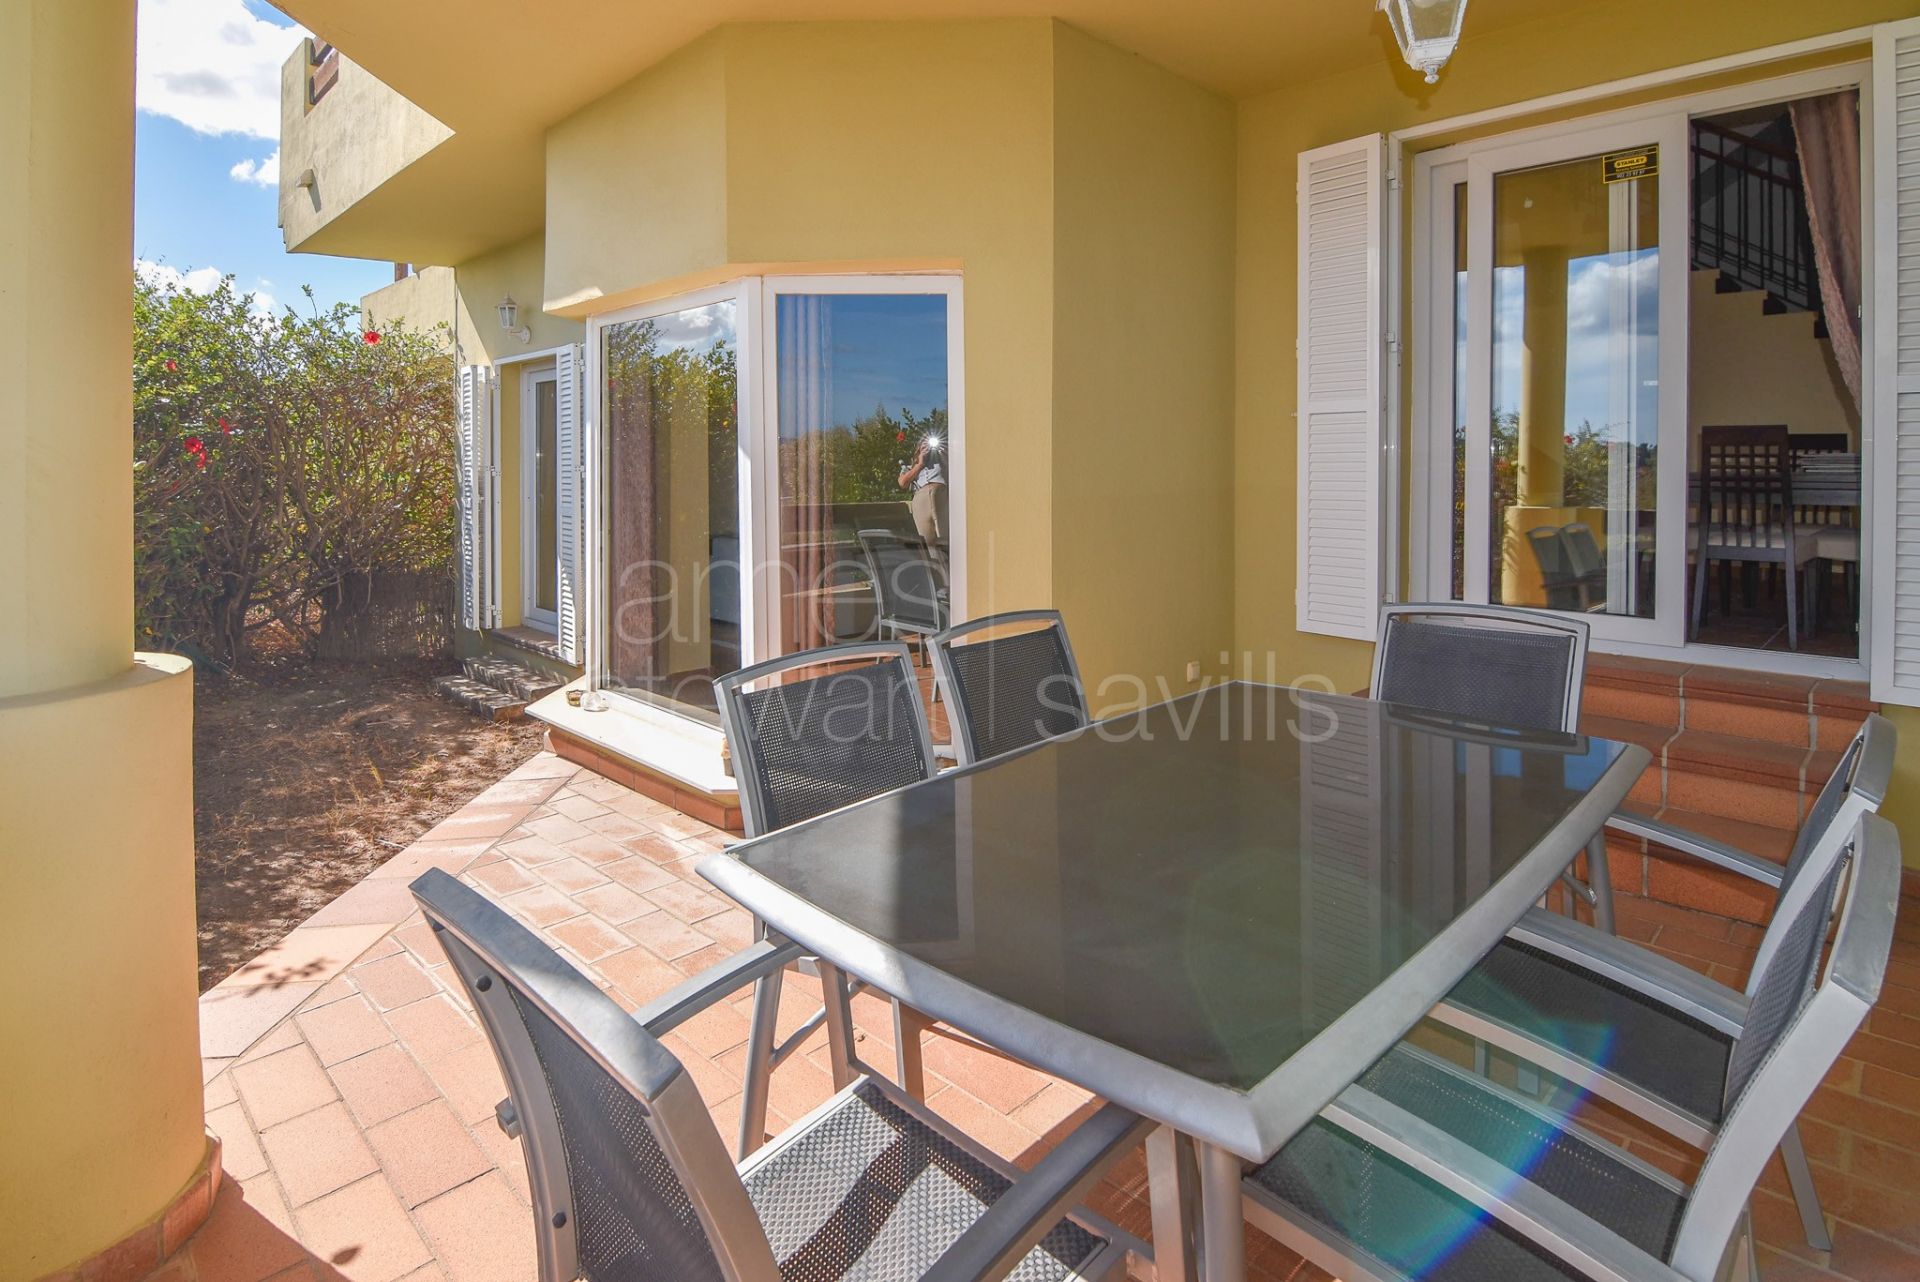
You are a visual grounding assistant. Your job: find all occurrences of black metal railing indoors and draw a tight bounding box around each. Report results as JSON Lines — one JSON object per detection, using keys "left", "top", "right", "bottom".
{"left": 1691, "top": 118, "right": 1818, "bottom": 315}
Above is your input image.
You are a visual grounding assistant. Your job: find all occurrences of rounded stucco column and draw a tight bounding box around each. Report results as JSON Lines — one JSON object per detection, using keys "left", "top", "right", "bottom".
{"left": 0, "top": 5, "right": 208, "bottom": 1280}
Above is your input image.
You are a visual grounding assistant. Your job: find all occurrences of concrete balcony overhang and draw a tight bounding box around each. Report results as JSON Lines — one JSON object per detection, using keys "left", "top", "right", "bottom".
{"left": 272, "top": 0, "right": 1589, "bottom": 266}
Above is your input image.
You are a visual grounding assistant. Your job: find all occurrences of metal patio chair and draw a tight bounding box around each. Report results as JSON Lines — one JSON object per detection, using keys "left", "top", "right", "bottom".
{"left": 930, "top": 610, "right": 1089, "bottom": 766}
{"left": 715, "top": 641, "right": 940, "bottom": 1158}
{"left": 410, "top": 869, "right": 1148, "bottom": 1282}
{"left": 1525, "top": 526, "right": 1583, "bottom": 612}
{"left": 858, "top": 528, "right": 950, "bottom": 659}
{"left": 1429, "top": 711, "right": 1894, "bottom": 1252}
{"left": 1242, "top": 810, "right": 1901, "bottom": 1282}
{"left": 1559, "top": 522, "right": 1610, "bottom": 611}
{"left": 1371, "top": 603, "right": 1609, "bottom": 931}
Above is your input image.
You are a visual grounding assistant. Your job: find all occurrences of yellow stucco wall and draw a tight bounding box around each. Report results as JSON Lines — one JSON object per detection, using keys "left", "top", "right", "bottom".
{"left": 534, "top": 19, "right": 1238, "bottom": 697}
{"left": 0, "top": 4, "right": 205, "bottom": 1274}
{"left": 1234, "top": 0, "right": 1920, "bottom": 848}
{"left": 277, "top": 44, "right": 452, "bottom": 255}
{"left": 1050, "top": 24, "right": 1237, "bottom": 708}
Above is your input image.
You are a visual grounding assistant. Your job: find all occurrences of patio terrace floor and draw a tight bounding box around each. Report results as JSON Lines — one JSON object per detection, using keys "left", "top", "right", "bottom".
{"left": 169, "top": 751, "right": 1920, "bottom": 1282}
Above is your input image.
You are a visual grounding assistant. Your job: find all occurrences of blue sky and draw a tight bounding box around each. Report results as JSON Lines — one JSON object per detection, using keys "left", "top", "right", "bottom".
{"left": 134, "top": 0, "right": 390, "bottom": 315}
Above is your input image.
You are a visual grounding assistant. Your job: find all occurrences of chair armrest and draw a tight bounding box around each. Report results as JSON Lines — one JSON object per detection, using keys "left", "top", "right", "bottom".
{"left": 1322, "top": 1083, "right": 1691, "bottom": 1282}
{"left": 1606, "top": 813, "right": 1784, "bottom": 888}
{"left": 633, "top": 937, "right": 807, "bottom": 1038}
{"left": 920, "top": 1103, "right": 1152, "bottom": 1282}
{"left": 1510, "top": 908, "right": 1749, "bottom": 1036}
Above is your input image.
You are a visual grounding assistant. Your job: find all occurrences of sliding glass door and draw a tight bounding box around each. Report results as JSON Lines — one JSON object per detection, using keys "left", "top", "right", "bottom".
{"left": 588, "top": 275, "right": 962, "bottom": 725}
{"left": 597, "top": 288, "right": 746, "bottom": 723}
{"left": 1423, "top": 115, "right": 1688, "bottom": 646}
{"left": 759, "top": 277, "right": 963, "bottom": 659}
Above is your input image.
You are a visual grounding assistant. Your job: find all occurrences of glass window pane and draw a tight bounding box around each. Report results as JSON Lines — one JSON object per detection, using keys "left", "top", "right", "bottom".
{"left": 1449, "top": 181, "right": 1467, "bottom": 600}
{"left": 1489, "top": 151, "right": 1659, "bottom": 619}
{"left": 773, "top": 294, "right": 951, "bottom": 654}
{"left": 602, "top": 301, "right": 740, "bottom": 723}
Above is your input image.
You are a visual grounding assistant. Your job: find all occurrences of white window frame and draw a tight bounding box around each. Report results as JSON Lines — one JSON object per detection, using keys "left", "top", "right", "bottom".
{"left": 755, "top": 273, "right": 967, "bottom": 661}
{"left": 1407, "top": 59, "right": 1873, "bottom": 679}
{"left": 519, "top": 362, "right": 561, "bottom": 634}
{"left": 583, "top": 280, "right": 760, "bottom": 720}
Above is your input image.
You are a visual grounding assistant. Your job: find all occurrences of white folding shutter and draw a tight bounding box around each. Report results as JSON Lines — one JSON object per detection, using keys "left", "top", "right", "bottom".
{"left": 455, "top": 365, "right": 487, "bottom": 631}
{"left": 1297, "top": 134, "right": 1386, "bottom": 641}
{"left": 1872, "top": 19, "right": 1920, "bottom": 704}
{"left": 554, "top": 344, "right": 585, "bottom": 664}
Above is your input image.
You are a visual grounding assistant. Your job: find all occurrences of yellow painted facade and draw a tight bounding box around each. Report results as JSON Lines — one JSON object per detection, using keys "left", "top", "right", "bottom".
{"left": 292, "top": 6, "right": 1920, "bottom": 856}
{"left": 0, "top": 3, "right": 204, "bottom": 1276}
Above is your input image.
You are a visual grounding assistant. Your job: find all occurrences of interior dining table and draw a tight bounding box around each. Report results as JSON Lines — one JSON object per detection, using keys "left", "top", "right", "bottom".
{"left": 699, "top": 683, "right": 1649, "bottom": 1282}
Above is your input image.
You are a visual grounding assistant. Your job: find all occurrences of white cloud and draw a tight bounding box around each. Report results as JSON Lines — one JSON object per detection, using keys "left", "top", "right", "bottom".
{"left": 137, "top": 0, "right": 307, "bottom": 140}
{"left": 229, "top": 148, "right": 280, "bottom": 186}
{"left": 137, "top": 258, "right": 277, "bottom": 317}
{"left": 138, "top": 258, "right": 228, "bottom": 294}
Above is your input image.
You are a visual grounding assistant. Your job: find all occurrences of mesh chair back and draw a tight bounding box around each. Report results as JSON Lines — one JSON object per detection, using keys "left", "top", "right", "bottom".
{"left": 1372, "top": 605, "right": 1589, "bottom": 733}
{"left": 1526, "top": 528, "right": 1581, "bottom": 612}
{"left": 1724, "top": 845, "right": 1851, "bottom": 1105}
{"left": 1672, "top": 815, "right": 1900, "bottom": 1278}
{"left": 716, "top": 643, "right": 937, "bottom": 838}
{"left": 1781, "top": 732, "right": 1866, "bottom": 890}
{"left": 932, "top": 611, "right": 1089, "bottom": 765}
{"left": 410, "top": 870, "right": 762, "bottom": 1282}
{"left": 857, "top": 529, "right": 947, "bottom": 634}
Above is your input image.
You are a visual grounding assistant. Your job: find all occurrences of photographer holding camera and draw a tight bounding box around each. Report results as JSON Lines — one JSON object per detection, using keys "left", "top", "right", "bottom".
{"left": 898, "top": 435, "right": 949, "bottom": 570}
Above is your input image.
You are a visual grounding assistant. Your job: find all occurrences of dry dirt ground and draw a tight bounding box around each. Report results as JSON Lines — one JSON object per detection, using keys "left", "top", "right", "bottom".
{"left": 193, "top": 656, "right": 545, "bottom": 990}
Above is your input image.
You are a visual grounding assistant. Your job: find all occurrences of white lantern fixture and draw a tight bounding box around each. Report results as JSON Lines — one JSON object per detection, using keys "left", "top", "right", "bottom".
{"left": 497, "top": 294, "right": 531, "bottom": 344}
{"left": 1379, "top": 0, "right": 1468, "bottom": 84}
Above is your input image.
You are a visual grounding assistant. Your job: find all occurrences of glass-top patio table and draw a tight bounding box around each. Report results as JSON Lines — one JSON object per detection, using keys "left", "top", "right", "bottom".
{"left": 699, "top": 683, "right": 1649, "bottom": 1282}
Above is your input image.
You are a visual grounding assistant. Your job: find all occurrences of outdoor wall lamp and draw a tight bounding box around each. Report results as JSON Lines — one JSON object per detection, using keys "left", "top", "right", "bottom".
{"left": 497, "top": 294, "right": 531, "bottom": 344}
{"left": 1379, "top": 0, "right": 1468, "bottom": 84}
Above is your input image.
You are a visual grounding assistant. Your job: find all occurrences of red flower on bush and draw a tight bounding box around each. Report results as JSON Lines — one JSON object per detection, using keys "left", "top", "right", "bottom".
{"left": 1564, "top": 434, "right": 1575, "bottom": 445}
{"left": 164, "top": 359, "right": 178, "bottom": 373}
{"left": 895, "top": 431, "right": 906, "bottom": 443}
{"left": 218, "top": 417, "right": 232, "bottom": 434}
{"left": 363, "top": 331, "right": 381, "bottom": 345}
{"left": 184, "top": 436, "right": 205, "bottom": 455}
{"left": 193, "top": 453, "right": 208, "bottom": 471}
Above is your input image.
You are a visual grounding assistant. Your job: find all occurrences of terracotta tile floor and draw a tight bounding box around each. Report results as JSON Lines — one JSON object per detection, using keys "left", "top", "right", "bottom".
{"left": 171, "top": 751, "right": 1920, "bottom": 1282}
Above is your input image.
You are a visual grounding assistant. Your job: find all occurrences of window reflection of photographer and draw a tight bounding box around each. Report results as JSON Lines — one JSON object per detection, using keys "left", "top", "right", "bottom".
{"left": 898, "top": 434, "right": 949, "bottom": 570}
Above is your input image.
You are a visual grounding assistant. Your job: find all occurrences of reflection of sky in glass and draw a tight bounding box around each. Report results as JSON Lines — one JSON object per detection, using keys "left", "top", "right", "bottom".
{"left": 646, "top": 300, "right": 735, "bottom": 353}
{"left": 776, "top": 294, "right": 948, "bottom": 435}
{"left": 1491, "top": 248, "right": 1660, "bottom": 442}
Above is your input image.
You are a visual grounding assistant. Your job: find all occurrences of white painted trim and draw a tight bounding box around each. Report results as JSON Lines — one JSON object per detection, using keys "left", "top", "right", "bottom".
{"left": 490, "top": 342, "right": 574, "bottom": 370}
{"left": 1393, "top": 28, "right": 1875, "bottom": 145}
{"left": 520, "top": 363, "right": 560, "bottom": 633}
{"left": 1384, "top": 136, "right": 1406, "bottom": 603}
{"left": 758, "top": 273, "right": 968, "bottom": 651}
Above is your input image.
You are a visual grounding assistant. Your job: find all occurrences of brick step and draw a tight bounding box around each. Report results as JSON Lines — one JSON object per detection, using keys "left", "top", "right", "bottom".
{"left": 1583, "top": 654, "right": 1871, "bottom": 751}
{"left": 1601, "top": 803, "right": 1798, "bottom": 925}
{"left": 433, "top": 674, "right": 527, "bottom": 722}
{"left": 461, "top": 655, "right": 563, "bottom": 703}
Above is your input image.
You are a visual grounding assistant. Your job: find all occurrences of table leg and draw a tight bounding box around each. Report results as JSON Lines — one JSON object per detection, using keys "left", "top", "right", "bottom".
{"left": 893, "top": 1002, "right": 927, "bottom": 1099}
{"left": 1196, "top": 1140, "right": 1247, "bottom": 1282}
{"left": 1145, "top": 1127, "right": 1199, "bottom": 1282}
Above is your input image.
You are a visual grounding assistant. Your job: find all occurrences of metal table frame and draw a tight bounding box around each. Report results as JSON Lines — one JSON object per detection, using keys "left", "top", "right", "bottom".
{"left": 699, "top": 683, "right": 1650, "bottom": 1282}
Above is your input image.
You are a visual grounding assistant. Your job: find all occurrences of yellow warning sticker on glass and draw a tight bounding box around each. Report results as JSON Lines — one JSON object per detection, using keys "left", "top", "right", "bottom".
{"left": 1602, "top": 146, "right": 1658, "bottom": 184}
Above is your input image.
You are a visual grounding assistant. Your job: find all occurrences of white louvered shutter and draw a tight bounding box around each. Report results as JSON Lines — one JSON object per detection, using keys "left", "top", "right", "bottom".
{"left": 455, "top": 365, "right": 488, "bottom": 631}
{"left": 554, "top": 344, "right": 586, "bottom": 664}
{"left": 1297, "top": 135, "right": 1386, "bottom": 641}
{"left": 1871, "top": 18, "right": 1920, "bottom": 704}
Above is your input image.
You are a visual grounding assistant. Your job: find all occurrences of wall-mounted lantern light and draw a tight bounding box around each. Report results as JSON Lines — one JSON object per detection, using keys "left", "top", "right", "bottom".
{"left": 498, "top": 294, "right": 531, "bottom": 345}
{"left": 1379, "top": 0, "right": 1468, "bottom": 84}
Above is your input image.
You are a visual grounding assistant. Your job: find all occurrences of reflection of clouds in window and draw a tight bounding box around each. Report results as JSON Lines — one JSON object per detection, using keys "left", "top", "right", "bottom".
{"left": 1489, "top": 251, "right": 1659, "bottom": 443}
{"left": 647, "top": 305, "right": 731, "bottom": 351}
